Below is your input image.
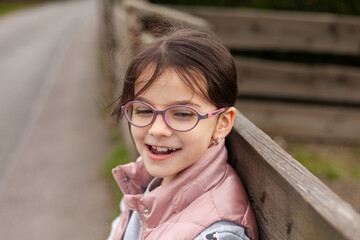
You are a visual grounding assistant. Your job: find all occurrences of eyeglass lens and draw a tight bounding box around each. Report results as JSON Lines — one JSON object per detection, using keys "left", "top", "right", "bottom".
{"left": 124, "top": 102, "right": 199, "bottom": 131}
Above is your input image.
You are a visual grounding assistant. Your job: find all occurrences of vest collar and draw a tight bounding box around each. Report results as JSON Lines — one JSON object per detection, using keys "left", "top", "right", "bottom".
{"left": 112, "top": 141, "right": 227, "bottom": 228}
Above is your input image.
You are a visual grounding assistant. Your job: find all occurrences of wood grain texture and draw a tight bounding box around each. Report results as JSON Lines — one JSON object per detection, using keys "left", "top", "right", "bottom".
{"left": 123, "top": 0, "right": 212, "bottom": 31}
{"left": 235, "top": 100, "right": 360, "bottom": 143}
{"left": 235, "top": 57, "right": 360, "bottom": 104}
{"left": 176, "top": 6, "right": 360, "bottom": 55}
{"left": 226, "top": 111, "right": 360, "bottom": 239}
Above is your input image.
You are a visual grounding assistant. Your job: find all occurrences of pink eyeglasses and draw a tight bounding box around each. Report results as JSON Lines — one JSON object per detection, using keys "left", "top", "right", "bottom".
{"left": 121, "top": 101, "right": 225, "bottom": 132}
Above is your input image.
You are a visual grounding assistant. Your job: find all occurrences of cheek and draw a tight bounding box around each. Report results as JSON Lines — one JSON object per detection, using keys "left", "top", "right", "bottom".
{"left": 130, "top": 127, "right": 145, "bottom": 149}
{"left": 180, "top": 131, "right": 212, "bottom": 167}
{"left": 183, "top": 125, "right": 214, "bottom": 149}
{"left": 193, "top": 119, "right": 217, "bottom": 140}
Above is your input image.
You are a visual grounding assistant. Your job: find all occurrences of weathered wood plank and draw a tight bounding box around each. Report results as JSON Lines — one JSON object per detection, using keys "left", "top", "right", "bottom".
{"left": 226, "top": 111, "right": 360, "bottom": 239}
{"left": 123, "top": 0, "right": 212, "bottom": 31}
{"left": 235, "top": 100, "right": 360, "bottom": 143}
{"left": 235, "top": 57, "right": 360, "bottom": 104}
{"left": 176, "top": 6, "right": 360, "bottom": 55}
{"left": 113, "top": 2, "right": 129, "bottom": 47}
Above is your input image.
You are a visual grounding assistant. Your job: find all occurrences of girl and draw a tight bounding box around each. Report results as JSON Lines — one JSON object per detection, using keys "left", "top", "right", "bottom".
{"left": 108, "top": 29, "right": 258, "bottom": 240}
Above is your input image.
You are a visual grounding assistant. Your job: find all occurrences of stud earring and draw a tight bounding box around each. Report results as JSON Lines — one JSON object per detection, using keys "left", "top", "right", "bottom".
{"left": 212, "top": 137, "right": 222, "bottom": 145}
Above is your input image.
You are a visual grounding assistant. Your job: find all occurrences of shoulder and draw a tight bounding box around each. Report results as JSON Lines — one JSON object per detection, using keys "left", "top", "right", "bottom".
{"left": 194, "top": 221, "right": 250, "bottom": 240}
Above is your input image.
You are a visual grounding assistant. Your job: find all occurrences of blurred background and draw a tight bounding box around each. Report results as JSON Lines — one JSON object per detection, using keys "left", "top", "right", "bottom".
{"left": 0, "top": 0, "right": 114, "bottom": 239}
{"left": 0, "top": 0, "right": 359, "bottom": 239}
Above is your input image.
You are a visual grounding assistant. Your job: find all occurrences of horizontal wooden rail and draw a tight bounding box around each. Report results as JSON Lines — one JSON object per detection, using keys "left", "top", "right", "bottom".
{"left": 175, "top": 6, "right": 360, "bottom": 55}
{"left": 235, "top": 57, "right": 360, "bottom": 104}
{"left": 236, "top": 100, "right": 360, "bottom": 143}
{"left": 123, "top": 0, "right": 212, "bottom": 31}
{"left": 226, "top": 111, "right": 360, "bottom": 239}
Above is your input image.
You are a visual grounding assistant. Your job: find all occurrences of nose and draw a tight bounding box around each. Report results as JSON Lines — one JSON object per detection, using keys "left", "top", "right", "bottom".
{"left": 148, "top": 113, "right": 173, "bottom": 137}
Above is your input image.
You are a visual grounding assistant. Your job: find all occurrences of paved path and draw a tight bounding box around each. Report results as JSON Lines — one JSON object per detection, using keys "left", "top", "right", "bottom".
{"left": 0, "top": 0, "right": 114, "bottom": 239}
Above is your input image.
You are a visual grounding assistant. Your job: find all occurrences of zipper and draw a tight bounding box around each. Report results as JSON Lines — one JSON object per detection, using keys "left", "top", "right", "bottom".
{"left": 119, "top": 209, "right": 131, "bottom": 240}
{"left": 138, "top": 214, "right": 145, "bottom": 240}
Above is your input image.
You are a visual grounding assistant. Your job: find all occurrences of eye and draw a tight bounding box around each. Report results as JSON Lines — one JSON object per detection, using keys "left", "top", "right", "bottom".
{"left": 174, "top": 111, "right": 195, "bottom": 118}
{"left": 134, "top": 107, "right": 152, "bottom": 115}
{"left": 168, "top": 107, "right": 197, "bottom": 120}
{"left": 131, "top": 102, "right": 153, "bottom": 116}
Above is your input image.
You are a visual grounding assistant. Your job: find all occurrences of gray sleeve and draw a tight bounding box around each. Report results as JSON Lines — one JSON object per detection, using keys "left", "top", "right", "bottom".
{"left": 194, "top": 221, "right": 250, "bottom": 240}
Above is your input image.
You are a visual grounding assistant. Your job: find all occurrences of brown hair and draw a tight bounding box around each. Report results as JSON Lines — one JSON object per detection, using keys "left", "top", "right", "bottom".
{"left": 111, "top": 29, "right": 237, "bottom": 121}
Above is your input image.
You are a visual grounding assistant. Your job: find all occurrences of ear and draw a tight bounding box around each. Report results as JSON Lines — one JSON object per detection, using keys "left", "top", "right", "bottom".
{"left": 212, "top": 107, "right": 236, "bottom": 141}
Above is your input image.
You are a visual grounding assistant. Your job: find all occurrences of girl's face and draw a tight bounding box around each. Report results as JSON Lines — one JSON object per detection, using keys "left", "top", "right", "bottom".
{"left": 131, "top": 68, "right": 219, "bottom": 184}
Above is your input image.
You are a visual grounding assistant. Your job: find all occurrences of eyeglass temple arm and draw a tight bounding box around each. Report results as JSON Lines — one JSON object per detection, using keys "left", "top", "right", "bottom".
{"left": 201, "top": 108, "right": 225, "bottom": 119}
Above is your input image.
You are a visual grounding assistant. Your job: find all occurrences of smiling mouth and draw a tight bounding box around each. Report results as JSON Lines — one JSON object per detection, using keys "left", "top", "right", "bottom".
{"left": 147, "top": 145, "right": 180, "bottom": 155}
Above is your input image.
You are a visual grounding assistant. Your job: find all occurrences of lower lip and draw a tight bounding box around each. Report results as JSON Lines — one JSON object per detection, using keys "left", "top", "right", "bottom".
{"left": 146, "top": 146, "right": 177, "bottom": 161}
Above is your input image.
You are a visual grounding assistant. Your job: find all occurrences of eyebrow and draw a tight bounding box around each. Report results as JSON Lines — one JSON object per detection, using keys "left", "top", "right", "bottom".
{"left": 134, "top": 97, "right": 202, "bottom": 108}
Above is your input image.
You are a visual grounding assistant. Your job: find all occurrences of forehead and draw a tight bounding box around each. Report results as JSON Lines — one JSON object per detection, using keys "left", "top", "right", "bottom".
{"left": 135, "top": 67, "right": 192, "bottom": 97}
{"left": 134, "top": 67, "right": 211, "bottom": 108}
{"left": 135, "top": 65, "right": 206, "bottom": 95}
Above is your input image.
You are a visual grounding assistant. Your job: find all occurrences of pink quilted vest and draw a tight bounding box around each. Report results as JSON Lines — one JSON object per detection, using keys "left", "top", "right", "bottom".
{"left": 111, "top": 141, "right": 258, "bottom": 240}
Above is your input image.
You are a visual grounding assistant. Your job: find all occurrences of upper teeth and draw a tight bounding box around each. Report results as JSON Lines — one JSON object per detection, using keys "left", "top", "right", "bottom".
{"left": 151, "top": 146, "right": 176, "bottom": 152}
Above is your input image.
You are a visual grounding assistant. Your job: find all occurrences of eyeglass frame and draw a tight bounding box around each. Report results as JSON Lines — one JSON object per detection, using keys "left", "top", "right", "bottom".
{"left": 121, "top": 100, "right": 225, "bottom": 132}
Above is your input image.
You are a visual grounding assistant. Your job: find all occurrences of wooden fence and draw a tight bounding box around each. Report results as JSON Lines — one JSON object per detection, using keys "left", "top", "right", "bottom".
{"left": 100, "top": 0, "right": 360, "bottom": 239}
{"left": 177, "top": 6, "right": 360, "bottom": 144}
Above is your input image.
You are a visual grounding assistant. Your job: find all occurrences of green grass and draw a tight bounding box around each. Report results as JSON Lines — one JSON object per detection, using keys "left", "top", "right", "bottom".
{"left": 351, "top": 165, "right": 360, "bottom": 181}
{"left": 287, "top": 142, "right": 360, "bottom": 181}
{"left": 103, "top": 139, "right": 131, "bottom": 217}
{"left": 281, "top": 140, "right": 360, "bottom": 210}
{"left": 291, "top": 145, "right": 340, "bottom": 179}
{"left": 0, "top": 3, "right": 35, "bottom": 17}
